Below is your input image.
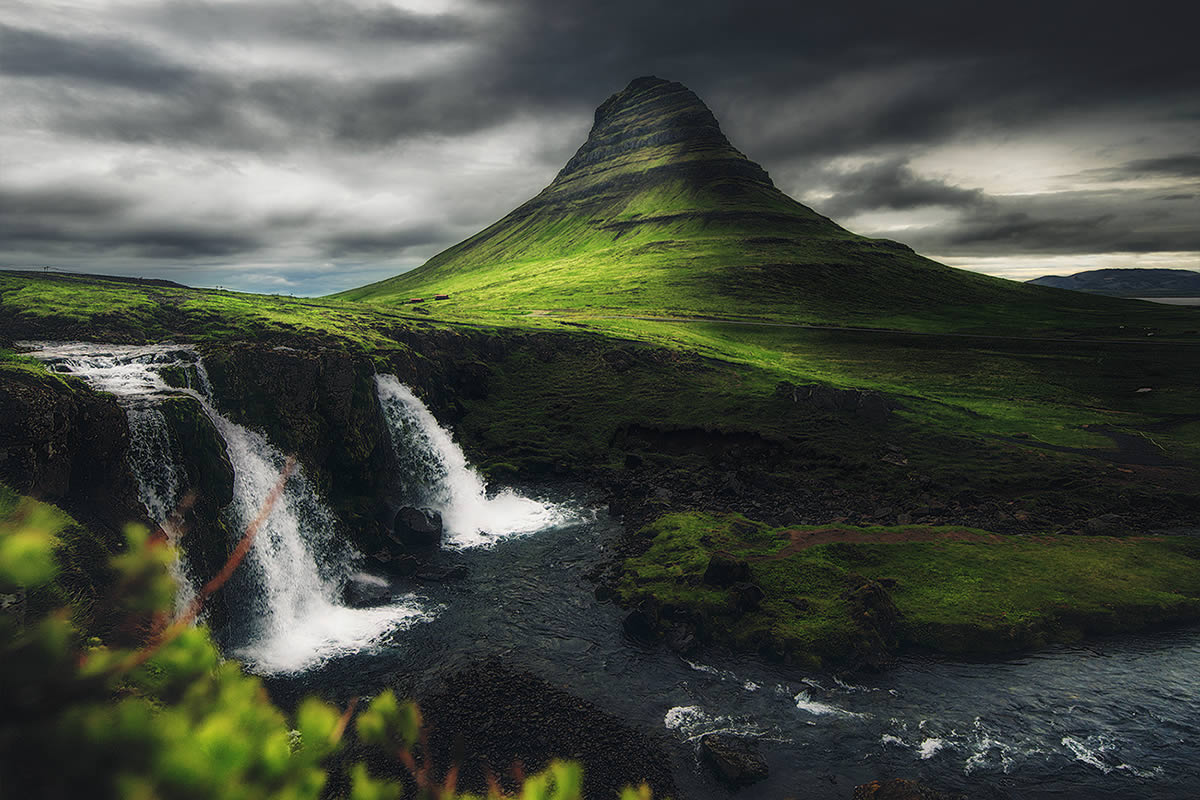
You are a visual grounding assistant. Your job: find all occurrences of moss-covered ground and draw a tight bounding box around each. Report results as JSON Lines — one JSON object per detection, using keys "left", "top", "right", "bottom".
{"left": 4, "top": 269, "right": 1200, "bottom": 661}
{"left": 617, "top": 512, "right": 1200, "bottom": 668}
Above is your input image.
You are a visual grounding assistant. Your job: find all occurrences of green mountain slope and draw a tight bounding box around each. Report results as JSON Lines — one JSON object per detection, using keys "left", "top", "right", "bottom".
{"left": 335, "top": 77, "right": 1178, "bottom": 334}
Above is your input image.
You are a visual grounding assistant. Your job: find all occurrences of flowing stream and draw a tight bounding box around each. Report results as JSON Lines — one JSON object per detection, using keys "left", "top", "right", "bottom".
{"left": 21, "top": 341, "right": 1200, "bottom": 799}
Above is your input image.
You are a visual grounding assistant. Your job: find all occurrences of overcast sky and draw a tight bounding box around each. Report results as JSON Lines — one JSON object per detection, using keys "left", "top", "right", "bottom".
{"left": 2, "top": 0, "right": 1198, "bottom": 295}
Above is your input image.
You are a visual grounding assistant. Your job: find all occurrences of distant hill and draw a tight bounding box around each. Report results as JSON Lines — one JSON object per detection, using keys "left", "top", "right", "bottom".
{"left": 336, "top": 77, "right": 1157, "bottom": 333}
{"left": 1028, "top": 269, "right": 1200, "bottom": 297}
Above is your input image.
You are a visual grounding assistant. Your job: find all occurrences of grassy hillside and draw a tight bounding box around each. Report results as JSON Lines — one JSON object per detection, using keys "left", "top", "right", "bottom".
{"left": 334, "top": 77, "right": 1198, "bottom": 336}
{"left": 616, "top": 511, "right": 1200, "bottom": 668}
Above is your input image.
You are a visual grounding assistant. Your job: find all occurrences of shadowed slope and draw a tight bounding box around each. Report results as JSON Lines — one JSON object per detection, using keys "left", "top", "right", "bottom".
{"left": 337, "top": 78, "right": 1174, "bottom": 334}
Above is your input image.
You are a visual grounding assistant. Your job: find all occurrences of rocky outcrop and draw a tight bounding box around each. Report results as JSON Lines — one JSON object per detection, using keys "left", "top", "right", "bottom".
{"left": 699, "top": 734, "right": 769, "bottom": 787}
{"left": 844, "top": 576, "right": 902, "bottom": 669}
{"left": 702, "top": 551, "right": 750, "bottom": 586}
{"left": 389, "top": 506, "right": 443, "bottom": 548}
{"left": 0, "top": 369, "right": 144, "bottom": 541}
{"left": 332, "top": 659, "right": 679, "bottom": 800}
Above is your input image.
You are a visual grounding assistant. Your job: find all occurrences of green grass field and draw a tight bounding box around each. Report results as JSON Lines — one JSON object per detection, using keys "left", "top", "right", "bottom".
{"left": 618, "top": 512, "right": 1200, "bottom": 667}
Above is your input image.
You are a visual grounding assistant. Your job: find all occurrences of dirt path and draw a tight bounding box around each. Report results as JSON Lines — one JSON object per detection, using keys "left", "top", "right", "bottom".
{"left": 753, "top": 525, "right": 1004, "bottom": 560}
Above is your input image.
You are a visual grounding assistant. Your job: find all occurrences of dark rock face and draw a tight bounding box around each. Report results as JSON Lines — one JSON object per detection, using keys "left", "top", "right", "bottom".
{"left": 390, "top": 506, "right": 443, "bottom": 548}
{"left": 157, "top": 395, "right": 236, "bottom": 623}
{"left": 703, "top": 551, "right": 750, "bottom": 587}
{"left": 852, "top": 777, "right": 966, "bottom": 800}
{"left": 622, "top": 602, "right": 658, "bottom": 642}
{"left": 342, "top": 572, "right": 392, "bottom": 608}
{"left": 699, "top": 734, "right": 769, "bottom": 786}
{"left": 0, "top": 369, "right": 144, "bottom": 539}
{"left": 731, "top": 582, "right": 766, "bottom": 612}
{"left": 844, "top": 577, "right": 903, "bottom": 669}
{"left": 1084, "top": 513, "right": 1129, "bottom": 536}
{"left": 333, "top": 659, "right": 678, "bottom": 800}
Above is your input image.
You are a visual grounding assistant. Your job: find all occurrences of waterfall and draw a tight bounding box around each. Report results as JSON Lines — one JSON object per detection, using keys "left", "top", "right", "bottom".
{"left": 374, "top": 374, "right": 571, "bottom": 549}
{"left": 124, "top": 405, "right": 196, "bottom": 613}
{"left": 21, "top": 342, "right": 433, "bottom": 675}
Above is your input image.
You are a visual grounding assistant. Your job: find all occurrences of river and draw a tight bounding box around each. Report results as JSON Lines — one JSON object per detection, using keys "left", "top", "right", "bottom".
{"left": 24, "top": 341, "right": 1200, "bottom": 800}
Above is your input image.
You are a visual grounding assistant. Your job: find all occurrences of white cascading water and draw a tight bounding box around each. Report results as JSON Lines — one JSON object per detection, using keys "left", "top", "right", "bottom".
{"left": 20, "top": 342, "right": 433, "bottom": 675}
{"left": 374, "top": 374, "right": 571, "bottom": 548}
{"left": 124, "top": 404, "right": 197, "bottom": 613}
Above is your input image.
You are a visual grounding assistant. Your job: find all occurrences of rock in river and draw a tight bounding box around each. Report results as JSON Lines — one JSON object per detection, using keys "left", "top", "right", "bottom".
{"left": 390, "top": 506, "right": 444, "bottom": 547}
{"left": 342, "top": 572, "right": 391, "bottom": 608}
{"left": 700, "top": 733, "right": 769, "bottom": 786}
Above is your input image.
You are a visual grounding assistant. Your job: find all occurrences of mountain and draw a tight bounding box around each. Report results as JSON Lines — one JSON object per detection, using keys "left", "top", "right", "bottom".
{"left": 336, "top": 77, "right": 1131, "bottom": 330}
{"left": 1028, "top": 268, "right": 1200, "bottom": 297}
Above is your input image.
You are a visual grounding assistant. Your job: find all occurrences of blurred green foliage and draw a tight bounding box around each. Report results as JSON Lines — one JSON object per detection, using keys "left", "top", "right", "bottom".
{"left": 0, "top": 489, "right": 651, "bottom": 800}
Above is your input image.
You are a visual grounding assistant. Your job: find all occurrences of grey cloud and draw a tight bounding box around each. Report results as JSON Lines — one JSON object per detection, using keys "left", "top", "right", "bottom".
{"left": 138, "top": 1, "right": 475, "bottom": 44}
{"left": 814, "top": 159, "right": 984, "bottom": 218}
{"left": 322, "top": 225, "right": 461, "bottom": 258}
{"left": 1121, "top": 155, "right": 1200, "bottom": 178}
{"left": 899, "top": 189, "right": 1200, "bottom": 256}
{"left": 0, "top": 24, "right": 195, "bottom": 92}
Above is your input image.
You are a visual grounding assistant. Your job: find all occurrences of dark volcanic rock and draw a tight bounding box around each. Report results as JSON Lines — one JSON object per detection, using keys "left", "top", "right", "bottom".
{"left": 342, "top": 572, "right": 392, "bottom": 608}
{"left": 622, "top": 602, "right": 658, "bottom": 642}
{"left": 731, "top": 581, "right": 766, "bottom": 612}
{"left": 699, "top": 734, "right": 769, "bottom": 786}
{"left": 337, "top": 660, "right": 678, "bottom": 800}
{"left": 1084, "top": 513, "right": 1129, "bottom": 536}
{"left": 0, "top": 368, "right": 144, "bottom": 538}
{"left": 391, "top": 506, "right": 443, "bottom": 548}
{"left": 844, "top": 577, "right": 903, "bottom": 668}
{"left": 703, "top": 551, "right": 750, "bottom": 587}
{"left": 853, "top": 777, "right": 966, "bottom": 800}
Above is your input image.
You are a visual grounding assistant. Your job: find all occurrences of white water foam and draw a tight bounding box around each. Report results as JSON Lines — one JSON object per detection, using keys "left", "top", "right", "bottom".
{"left": 208, "top": 408, "right": 435, "bottom": 674}
{"left": 794, "top": 690, "right": 867, "bottom": 718}
{"left": 374, "top": 374, "right": 572, "bottom": 549}
{"left": 663, "top": 705, "right": 787, "bottom": 744}
{"left": 22, "top": 342, "right": 435, "bottom": 674}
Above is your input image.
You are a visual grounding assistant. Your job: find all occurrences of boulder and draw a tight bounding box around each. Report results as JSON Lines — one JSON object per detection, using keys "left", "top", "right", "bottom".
{"left": 699, "top": 734, "right": 768, "bottom": 786}
{"left": 391, "top": 506, "right": 444, "bottom": 547}
{"left": 343, "top": 572, "right": 392, "bottom": 608}
{"left": 703, "top": 552, "right": 750, "bottom": 587}
{"left": 622, "top": 603, "right": 657, "bottom": 642}
{"left": 731, "top": 582, "right": 766, "bottom": 612}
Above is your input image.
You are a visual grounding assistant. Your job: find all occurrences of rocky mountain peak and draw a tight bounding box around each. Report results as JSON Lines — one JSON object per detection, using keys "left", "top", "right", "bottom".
{"left": 553, "top": 76, "right": 771, "bottom": 188}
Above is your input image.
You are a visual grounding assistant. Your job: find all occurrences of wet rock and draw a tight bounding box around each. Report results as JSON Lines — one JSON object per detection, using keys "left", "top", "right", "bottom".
{"left": 622, "top": 603, "right": 657, "bottom": 642}
{"left": 343, "top": 572, "right": 392, "bottom": 608}
{"left": 699, "top": 734, "right": 769, "bottom": 786}
{"left": 731, "top": 582, "right": 766, "bottom": 612}
{"left": 391, "top": 506, "right": 443, "bottom": 547}
{"left": 703, "top": 551, "right": 750, "bottom": 587}
{"left": 664, "top": 622, "right": 698, "bottom": 654}
{"left": 415, "top": 563, "right": 470, "bottom": 582}
{"left": 852, "top": 777, "right": 965, "bottom": 800}
{"left": 844, "top": 577, "right": 902, "bottom": 668}
{"left": 1084, "top": 513, "right": 1129, "bottom": 536}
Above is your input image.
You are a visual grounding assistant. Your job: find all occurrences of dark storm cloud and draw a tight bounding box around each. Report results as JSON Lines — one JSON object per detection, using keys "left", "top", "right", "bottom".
{"left": 0, "top": 24, "right": 195, "bottom": 92}
{"left": 0, "top": 185, "right": 133, "bottom": 219}
{"left": 814, "top": 159, "right": 984, "bottom": 218}
{"left": 322, "top": 224, "right": 462, "bottom": 258}
{"left": 2, "top": 0, "right": 1198, "bottom": 290}
{"left": 138, "top": 1, "right": 475, "bottom": 44}
{"left": 1117, "top": 155, "right": 1200, "bottom": 179}
{"left": 899, "top": 189, "right": 1200, "bottom": 256}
